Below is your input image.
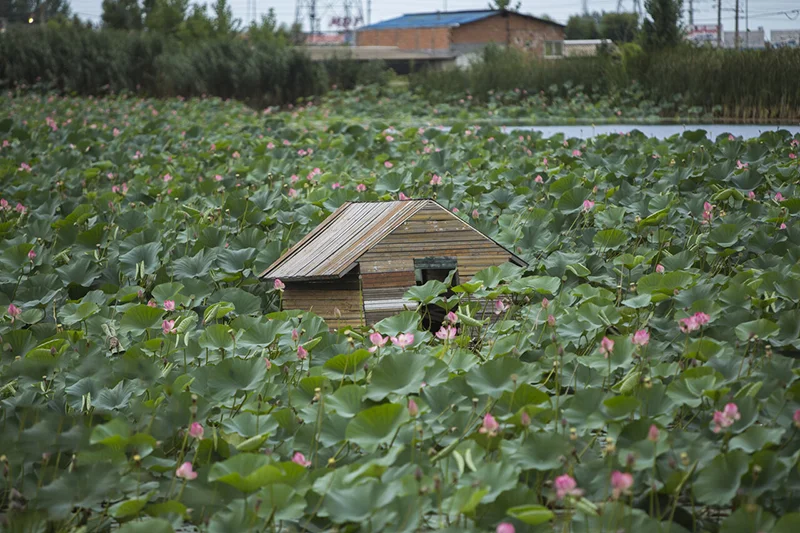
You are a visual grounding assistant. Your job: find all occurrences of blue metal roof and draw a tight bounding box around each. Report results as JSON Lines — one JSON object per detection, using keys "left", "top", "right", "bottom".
{"left": 359, "top": 10, "right": 499, "bottom": 31}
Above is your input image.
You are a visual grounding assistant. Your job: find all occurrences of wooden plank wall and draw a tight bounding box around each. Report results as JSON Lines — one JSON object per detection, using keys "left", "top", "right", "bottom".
{"left": 282, "top": 269, "right": 364, "bottom": 328}
{"left": 358, "top": 203, "right": 513, "bottom": 325}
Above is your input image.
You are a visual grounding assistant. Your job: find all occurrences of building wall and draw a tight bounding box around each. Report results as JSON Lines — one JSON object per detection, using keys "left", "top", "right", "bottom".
{"left": 358, "top": 203, "right": 514, "bottom": 325}
{"left": 451, "top": 13, "right": 565, "bottom": 58}
{"left": 356, "top": 27, "right": 451, "bottom": 50}
{"left": 282, "top": 269, "right": 364, "bottom": 328}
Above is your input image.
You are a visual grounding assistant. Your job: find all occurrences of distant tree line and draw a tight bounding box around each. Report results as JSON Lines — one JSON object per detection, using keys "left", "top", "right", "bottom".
{"left": 565, "top": 0, "right": 684, "bottom": 49}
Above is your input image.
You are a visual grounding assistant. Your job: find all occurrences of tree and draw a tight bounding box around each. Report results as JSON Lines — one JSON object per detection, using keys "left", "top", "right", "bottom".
{"left": 489, "top": 0, "right": 521, "bottom": 11}
{"left": 144, "top": 0, "right": 188, "bottom": 34}
{"left": 643, "top": 0, "right": 683, "bottom": 48}
{"left": 600, "top": 12, "right": 639, "bottom": 43}
{"left": 101, "top": 0, "right": 143, "bottom": 30}
{"left": 5, "top": 0, "right": 71, "bottom": 24}
{"left": 211, "top": 0, "right": 239, "bottom": 36}
{"left": 565, "top": 14, "right": 600, "bottom": 40}
{"left": 179, "top": 3, "right": 213, "bottom": 40}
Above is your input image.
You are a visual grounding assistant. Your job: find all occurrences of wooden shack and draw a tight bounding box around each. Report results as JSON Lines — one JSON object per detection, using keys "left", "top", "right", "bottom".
{"left": 260, "top": 199, "right": 526, "bottom": 327}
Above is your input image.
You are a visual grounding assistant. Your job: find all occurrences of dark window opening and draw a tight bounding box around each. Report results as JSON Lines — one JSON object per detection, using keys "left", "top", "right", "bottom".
{"left": 414, "top": 257, "right": 459, "bottom": 332}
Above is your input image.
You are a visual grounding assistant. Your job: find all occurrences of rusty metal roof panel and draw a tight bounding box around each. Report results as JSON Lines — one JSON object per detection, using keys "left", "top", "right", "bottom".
{"left": 261, "top": 200, "right": 430, "bottom": 280}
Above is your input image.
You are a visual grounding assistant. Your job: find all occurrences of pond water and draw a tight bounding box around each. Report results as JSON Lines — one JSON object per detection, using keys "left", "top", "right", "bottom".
{"left": 498, "top": 124, "right": 800, "bottom": 139}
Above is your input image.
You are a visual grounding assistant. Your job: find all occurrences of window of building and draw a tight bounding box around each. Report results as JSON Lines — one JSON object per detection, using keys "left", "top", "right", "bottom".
{"left": 544, "top": 41, "right": 564, "bottom": 58}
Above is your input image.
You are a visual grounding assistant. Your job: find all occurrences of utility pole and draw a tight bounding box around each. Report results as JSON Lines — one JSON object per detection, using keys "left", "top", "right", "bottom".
{"left": 367, "top": 0, "right": 370, "bottom": 25}
{"left": 717, "top": 0, "right": 722, "bottom": 47}
{"left": 689, "top": 0, "right": 693, "bottom": 26}
{"left": 745, "top": 0, "right": 749, "bottom": 48}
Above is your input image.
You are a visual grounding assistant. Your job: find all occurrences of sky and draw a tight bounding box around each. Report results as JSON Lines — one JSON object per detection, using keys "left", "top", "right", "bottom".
{"left": 69, "top": 0, "right": 800, "bottom": 38}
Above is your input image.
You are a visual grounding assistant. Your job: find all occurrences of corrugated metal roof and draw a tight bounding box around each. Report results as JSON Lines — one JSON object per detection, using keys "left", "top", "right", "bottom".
{"left": 260, "top": 199, "right": 527, "bottom": 281}
{"left": 261, "top": 200, "right": 429, "bottom": 281}
{"left": 358, "top": 10, "right": 498, "bottom": 31}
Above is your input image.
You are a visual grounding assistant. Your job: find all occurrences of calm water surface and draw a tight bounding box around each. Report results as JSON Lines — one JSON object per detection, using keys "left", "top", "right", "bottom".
{"left": 499, "top": 124, "right": 800, "bottom": 139}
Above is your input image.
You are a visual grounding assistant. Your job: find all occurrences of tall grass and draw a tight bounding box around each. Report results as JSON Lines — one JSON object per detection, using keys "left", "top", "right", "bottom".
{"left": 411, "top": 45, "right": 800, "bottom": 120}
{"left": 0, "top": 25, "right": 383, "bottom": 106}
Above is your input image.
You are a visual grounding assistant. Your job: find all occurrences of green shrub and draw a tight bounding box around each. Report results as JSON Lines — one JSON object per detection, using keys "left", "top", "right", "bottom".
{"left": 0, "top": 25, "right": 377, "bottom": 106}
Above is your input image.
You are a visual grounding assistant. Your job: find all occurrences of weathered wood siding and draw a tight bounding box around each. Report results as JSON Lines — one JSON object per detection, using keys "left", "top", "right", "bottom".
{"left": 358, "top": 203, "right": 513, "bottom": 325}
{"left": 282, "top": 269, "right": 364, "bottom": 328}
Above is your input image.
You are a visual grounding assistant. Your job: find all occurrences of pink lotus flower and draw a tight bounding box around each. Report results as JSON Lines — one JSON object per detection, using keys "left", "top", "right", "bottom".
{"left": 113, "top": 128, "right": 120, "bottom": 137}
{"left": 572, "top": 149, "right": 582, "bottom": 157}
{"left": 163, "top": 174, "right": 172, "bottom": 183}
{"left": 385, "top": 135, "right": 394, "bottom": 142}
{"left": 291, "top": 328, "right": 300, "bottom": 342}
{"left": 292, "top": 452, "right": 311, "bottom": 467}
{"left": 534, "top": 175, "right": 543, "bottom": 183}
{"left": 554, "top": 474, "right": 582, "bottom": 500}
{"left": 398, "top": 192, "right": 410, "bottom": 200}
{"left": 728, "top": 134, "right": 735, "bottom": 141}
{"left": 547, "top": 314, "right": 556, "bottom": 327}
{"left": 18, "top": 163, "right": 31, "bottom": 172}
{"left": 775, "top": 192, "right": 785, "bottom": 202}
{"left": 648, "top": 424, "right": 660, "bottom": 442}
{"left": 163, "top": 300, "right": 175, "bottom": 311}
{"left": 599, "top": 336, "right": 614, "bottom": 357}
{"left": 175, "top": 462, "right": 197, "bottom": 480}
{"left": 472, "top": 209, "right": 479, "bottom": 219}
{"left": 7, "top": 303, "right": 21, "bottom": 320}
{"left": 390, "top": 333, "right": 414, "bottom": 349}
{"left": 162, "top": 320, "right": 176, "bottom": 334}
{"left": 369, "top": 332, "right": 388, "bottom": 352}
{"left": 704, "top": 201, "right": 714, "bottom": 212}
{"left": 148, "top": 300, "right": 157, "bottom": 308}
{"left": 780, "top": 223, "right": 787, "bottom": 230}
{"left": 267, "top": 142, "right": 275, "bottom": 149}
{"left": 408, "top": 398, "right": 419, "bottom": 417}
{"left": 112, "top": 185, "right": 120, "bottom": 193}
{"left": 430, "top": 174, "right": 442, "bottom": 186}
{"left": 288, "top": 188, "right": 298, "bottom": 198}
{"left": 265, "top": 358, "right": 272, "bottom": 370}
{"left": 791, "top": 139, "right": 799, "bottom": 147}
{"left": 274, "top": 279, "right": 285, "bottom": 291}
{"left": 541, "top": 298, "right": 549, "bottom": 309}
{"left": 445, "top": 311, "right": 458, "bottom": 324}
{"left": 452, "top": 207, "right": 459, "bottom": 213}
{"left": 496, "top": 523, "right": 515, "bottom": 533}
{"left": 494, "top": 299, "right": 509, "bottom": 315}
{"left": 610, "top": 471, "right": 633, "bottom": 499}
{"left": 582, "top": 200, "right": 595, "bottom": 212}
{"left": 736, "top": 160, "right": 747, "bottom": 169}
{"left": 214, "top": 174, "right": 223, "bottom": 182}
{"left": 793, "top": 409, "right": 800, "bottom": 429}
{"left": 232, "top": 151, "right": 240, "bottom": 159}
{"left": 28, "top": 249, "right": 36, "bottom": 260}
{"left": 283, "top": 139, "right": 291, "bottom": 146}
{"left": 712, "top": 402, "right": 741, "bottom": 433}
{"left": 479, "top": 413, "right": 500, "bottom": 436}
{"left": 543, "top": 157, "right": 548, "bottom": 166}
{"left": 789, "top": 153, "right": 797, "bottom": 160}
{"left": 189, "top": 422, "right": 204, "bottom": 439}
{"left": 0, "top": 199, "right": 8, "bottom": 211}
{"left": 656, "top": 264, "right": 665, "bottom": 273}
{"left": 632, "top": 329, "right": 650, "bottom": 346}
{"left": 435, "top": 325, "right": 457, "bottom": 340}
{"left": 15, "top": 203, "right": 25, "bottom": 214}
{"left": 331, "top": 182, "right": 341, "bottom": 190}
{"left": 356, "top": 183, "right": 367, "bottom": 192}
{"left": 679, "top": 315, "right": 699, "bottom": 333}
{"left": 748, "top": 190, "right": 756, "bottom": 200}
{"left": 520, "top": 411, "right": 531, "bottom": 427}
{"left": 384, "top": 161, "right": 393, "bottom": 169}
{"left": 694, "top": 312, "right": 710, "bottom": 326}
{"left": 297, "top": 345, "right": 308, "bottom": 360}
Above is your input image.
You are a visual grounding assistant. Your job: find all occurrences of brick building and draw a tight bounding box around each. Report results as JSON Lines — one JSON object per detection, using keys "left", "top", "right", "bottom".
{"left": 356, "top": 9, "right": 565, "bottom": 59}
